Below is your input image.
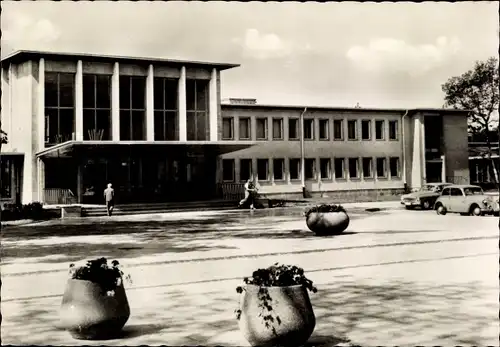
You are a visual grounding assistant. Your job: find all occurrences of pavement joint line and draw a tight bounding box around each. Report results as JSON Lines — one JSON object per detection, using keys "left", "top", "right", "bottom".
{"left": 2, "top": 234, "right": 497, "bottom": 278}
{"left": 3, "top": 251, "right": 495, "bottom": 303}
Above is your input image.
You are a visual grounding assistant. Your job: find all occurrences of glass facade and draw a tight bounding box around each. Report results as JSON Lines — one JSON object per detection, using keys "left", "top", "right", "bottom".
{"left": 186, "top": 79, "right": 209, "bottom": 141}
{"left": 45, "top": 72, "right": 75, "bottom": 146}
{"left": 154, "top": 77, "right": 178, "bottom": 141}
{"left": 119, "top": 76, "right": 146, "bottom": 141}
{"left": 83, "top": 74, "right": 111, "bottom": 141}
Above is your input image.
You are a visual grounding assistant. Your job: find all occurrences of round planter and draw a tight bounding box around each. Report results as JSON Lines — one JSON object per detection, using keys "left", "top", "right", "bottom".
{"left": 306, "top": 211, "right": 350, "bottom": 235}
{"left": 59, "top": 279, "right": 130, "bottom": 340}
{"left": 238, "top": 284, "right": 316, "bottom": 347}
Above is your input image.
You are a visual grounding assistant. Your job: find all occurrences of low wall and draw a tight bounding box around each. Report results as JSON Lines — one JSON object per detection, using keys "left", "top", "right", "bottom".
{"left": 262, "top": 188, "right": 405, "bottom": 203}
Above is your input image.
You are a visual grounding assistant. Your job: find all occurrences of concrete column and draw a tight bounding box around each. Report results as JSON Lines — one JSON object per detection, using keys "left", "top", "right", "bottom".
{"left": 75, "top": 60, "right": 84, "bottom": 141}
{"left": 38, "top": 58, "right": 45, "bottom": 150}
{"left": 111, "top": 62, "right": 120, "bottom": 141}
{"left": 209, "top": 68, "right": 218, "bottom": 141}
{"left": 420, "top": 116, "right": 426, "bottom": 184}
{"left": 37, "top": 158, "right": 45, "bottom": 203}
{"left": 411, "top": 114, "right": 423, "bottom": 189}
{"left": 146, "top": 64, "right": 155, "bottom": 141}
{"left": 178, "top": 66, "right": 187, "bottom": 141}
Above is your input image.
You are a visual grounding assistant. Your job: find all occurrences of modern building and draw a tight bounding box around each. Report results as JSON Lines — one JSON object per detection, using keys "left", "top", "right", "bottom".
{"left": 0, "top": 50, "right": 471, "bottom": 206}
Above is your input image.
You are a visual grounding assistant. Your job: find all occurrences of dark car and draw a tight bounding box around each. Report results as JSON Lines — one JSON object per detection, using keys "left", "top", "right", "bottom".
{"left": 400, "top": 183, "right": 453, "bottom": 210}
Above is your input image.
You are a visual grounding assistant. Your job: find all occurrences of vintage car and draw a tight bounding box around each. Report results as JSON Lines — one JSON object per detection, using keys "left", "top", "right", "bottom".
{"left": 400, "top": 183, "right": 453, "bottom": 210}
{"left": 434, "top": 184, "right": 500, "bottom": 216}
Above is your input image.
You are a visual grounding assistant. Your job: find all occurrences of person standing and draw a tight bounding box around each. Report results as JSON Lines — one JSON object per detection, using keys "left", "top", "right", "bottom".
{"left": 104, "top": 183, "right": 115, "bottom": 216}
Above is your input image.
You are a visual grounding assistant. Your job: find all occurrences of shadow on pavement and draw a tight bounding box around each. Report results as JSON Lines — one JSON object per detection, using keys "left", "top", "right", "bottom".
{"left": 3, "top": 278, "right": 496, "bottom": 346}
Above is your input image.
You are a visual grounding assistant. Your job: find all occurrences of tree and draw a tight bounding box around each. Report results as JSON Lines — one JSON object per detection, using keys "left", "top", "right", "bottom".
{"left": 442, "top": 57, "right": 499, "bottom": 184}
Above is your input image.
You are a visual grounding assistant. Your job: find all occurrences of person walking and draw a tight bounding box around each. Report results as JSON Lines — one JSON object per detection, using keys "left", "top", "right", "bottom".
{"left": 103, "top": 183, "right": 115, "bottom": 216}
{"left": 239, "top": 178, "right": 258, "bottom": 210}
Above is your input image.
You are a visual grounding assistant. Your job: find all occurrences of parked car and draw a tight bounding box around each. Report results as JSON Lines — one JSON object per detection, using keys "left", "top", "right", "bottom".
{"left": 434, "top": 184, "right": 499, "bottom": 216}
{"left": 400, "top": 183, "right": 453, "bottom": 210}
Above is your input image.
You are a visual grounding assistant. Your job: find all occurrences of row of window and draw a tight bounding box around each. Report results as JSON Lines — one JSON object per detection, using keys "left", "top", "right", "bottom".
{"left": 222, "top": 117, "right": 399, "bottom": 142}
{"left": 222, "top": 157, "right": 401, "bottom": 182}
{"left": 44, "top": 72, "right": 208, "bottom": 145}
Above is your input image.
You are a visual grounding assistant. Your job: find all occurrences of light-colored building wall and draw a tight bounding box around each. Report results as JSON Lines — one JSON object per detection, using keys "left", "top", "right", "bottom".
{"left": 442, "top": 114, "right": 470, "bottom": 184}
{"left": 219, "top": 107, "right": 406, "bottom": 196}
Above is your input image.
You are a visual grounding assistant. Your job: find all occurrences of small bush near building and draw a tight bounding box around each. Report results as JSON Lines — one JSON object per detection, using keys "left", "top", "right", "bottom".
{"left": 1, "top": 202, "right": 45, "bottom": 221}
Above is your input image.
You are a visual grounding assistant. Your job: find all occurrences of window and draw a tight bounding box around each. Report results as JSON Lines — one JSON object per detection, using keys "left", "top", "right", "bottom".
{"left": 348, "top": 158, "right": 359, "bottom": 179}
{"left": 347, "top": 120, "right": 357, "bottom": 140}
{"left": 361, "top": 120, "right": 371, "bottom": 140}
{"left": 441, "top": 188, "right": 450, "bottom": 196}
{"left": 45, "top": 72, "right": 75, "bottom": 145}
{"left": 450, "top": 188, "right": 464, "bottom": 196}
{"left": 334, "top": 158, "right": 345, "bottom": 179}
{"left": 333, "top": 120, "right": 343, "bottom": 140}
{"left": 362, "top": 157, "right": 373, "bottom": 178}
{"left": 222, "top": 117, "right": 234, "bottom": 140}
{"left": 304, "top": 119, "right": 314, "bottom": 140}
{"left": 288, "top": 118, "right": 299, "bottom": 140}
{"left": 222, "top": 159, "right": 235, "bottom": 181}
{"left": 272, "top": 118, "right": 283, "bottom": 140}
{"left": 289, "top": 158, "right": 301, "bottom": 180}
{"left": 239, "top": 118, "right": 251, "bottom": 140}
{"left": 186, "top": 79, "right": 209, "bottom": 141}
{"left": 319, "top": 119, "right": 329, "bottom": 140}
{"left": 390, "top": 157, "right": 400, "bottom": 178}
{"left": 0, "top": 158, "right": 11, "bottom": 198}
{"left": 320, "top": 158, "right": 331, "bottom": 179}
{"left": 257, "top": 159, "right": 269, "bottom": 181}
{"left": 376, "top": 157, "right": 387, "bottom": 178}
{"left": 389, "top": 120, "right": 398, "bottom": 140}
{"left": 256, "top": 118, "right": 268, "bottom": 140}
{"left": 273, "top": 159, "right": 285, "bottom": 180}
{"left": 305, "top": 159, "right": 316, "bottom": 180}
{"left": 240, "top": 159, "right": 252, "bottom": 181}
{"left": 82, "top": 74, "right": 111, "bottom": 141}
{"left": 375, "top": 120, "right": 385, "bottom": 140}
{"left": 154, "top": 77, "right": 178, "bottom": 140}
{"left": 120, "top": 75, "right": 146, "bottom": 140}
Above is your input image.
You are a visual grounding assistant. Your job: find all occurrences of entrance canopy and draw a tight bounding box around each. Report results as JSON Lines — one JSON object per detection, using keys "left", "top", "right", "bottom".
{"left": 35, "top": 140, "right": 256, "bottom": 159}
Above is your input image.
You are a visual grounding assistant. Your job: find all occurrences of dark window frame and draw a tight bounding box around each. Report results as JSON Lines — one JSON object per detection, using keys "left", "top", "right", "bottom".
{"left": 289, "top": 158, "right": 301, "bottom": 180}
{"left": 319, "top": 119, "right": 330, "bottom": 140}
{"left": 288, "top": 118, "right": 299, "bottom": 140}
{"left": 82, "top": 74, "right": 111, "bottom": 141}
{"left": 304, "top": 119, "right": 315, "bottom": 140}
{"left": 347, "top": 120, "right": 358, "bottom": 140}
{"left": 222, "top": 159, "right": 235, "bottom": 182}
{"left": 272, "top": 118, "right": 284, "bottom": 140}
{"left": 389, "top": 120, "right": 399, "bottom": 140}
{"left": 333, "top": 119, "right": 344, "bottom": 141}
{"left": 257, "top": 159, "right": 269, "bottom": 181}
{"left": 153, "top": 77, "right": 179, "bottom": 141}
{"left": 305, "top": 158, "right": 316, "bottom": 180}
{"left": 186, "top": 79, "right": 209, "bottom": 141}
{"left": 348, "top": 157, "right": 359, "bottom": 179}
{"left": 256, "top": 118, "right": 268, "bottom": 140}
{"left": 375, "top": 119, "right": 385, "bottom": 140}
{"left": 238, "top": 117, "right": 251, "bottom": 140}
{"left": 222, "top": 117, "right": 234, "bottom": 140}
{"left": 334, "top": 158, "right": 345, "bottom": 179}
{"left": 239, "top": 159, "right": 253, "bottom": 182}
{"left": 119, "top": 75, "right": 146, "bottom": 141}
{"left": 361, "top": 120, "right": 371, "bottom": 141}
{"left": 273, "top": 158, "right": 285, "bottom": 181}
{"left": 389, "top": 157, "right": 400, "bottom": 178}
{"left": 320, "top": 158, "right": 331, "bottom": 179}
{"left": 376, "top": 157, "right": 387, "bottom": 178}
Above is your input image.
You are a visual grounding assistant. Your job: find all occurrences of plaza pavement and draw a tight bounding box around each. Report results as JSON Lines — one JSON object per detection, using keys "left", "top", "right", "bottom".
{"left": 1, "top": 202, "right": 499, "bottom": 346}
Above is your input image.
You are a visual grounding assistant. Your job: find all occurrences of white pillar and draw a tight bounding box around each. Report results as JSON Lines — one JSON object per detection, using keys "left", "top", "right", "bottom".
{"left": 38, "top": 58, "right": 45, "bottom": 150}
{"left": 111, "top": 62, "right": 120, "bottom": 141}
{"left": 178, "top": 66, "right": 187, "bottom": 141}
{"left": 75, "top": 60, "right": 83, "bottom": 141}
{"left": 420, "top": 116, "right": 426, "bottom": 184}
{"left": 441, "top": 155, "right": 446, "bottom": 183}
{"left": 209, "top": 68, "right": 218, "bottom": 141}
{"left": 411, "top": 114, "right": 423, "bottom": 189}
{"left": 146, "top": 64, "right": 155, "bottom": 141}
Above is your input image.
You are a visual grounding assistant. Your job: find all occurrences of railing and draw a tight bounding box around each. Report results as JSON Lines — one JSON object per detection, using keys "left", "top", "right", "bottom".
{"left": 216, "top": 182, "right": 245, "bottom": 201}
{"left": 44, "top": 188, "right": 77, "bottom": 205}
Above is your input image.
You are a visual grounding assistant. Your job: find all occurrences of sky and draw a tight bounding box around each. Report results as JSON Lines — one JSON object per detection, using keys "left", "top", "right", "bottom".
{"left": 1, "top": 1, "right": 498, "bottom": 109}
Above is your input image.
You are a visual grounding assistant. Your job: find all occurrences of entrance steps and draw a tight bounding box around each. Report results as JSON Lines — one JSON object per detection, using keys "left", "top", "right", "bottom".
{"left": 81, "top": 200, "right": 238, "bottom": 217}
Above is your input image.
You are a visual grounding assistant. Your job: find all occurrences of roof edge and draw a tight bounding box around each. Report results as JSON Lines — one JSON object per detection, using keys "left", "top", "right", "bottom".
{"left": 1, "top": 50, "right": 240, "bottom": 71}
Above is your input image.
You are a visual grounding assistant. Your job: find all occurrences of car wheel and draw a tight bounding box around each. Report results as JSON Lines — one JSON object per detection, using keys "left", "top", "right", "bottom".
{"left": 436, "top": 204, "right": 447, "bottom": 215}
{"left": 422, "top": 200, "right": 431, "bottom": 210}
{"left": 470, "top": 204, "right": 482, "bottom": 216}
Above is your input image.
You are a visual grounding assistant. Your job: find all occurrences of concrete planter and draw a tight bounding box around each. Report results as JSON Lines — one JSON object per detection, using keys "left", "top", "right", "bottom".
{"left": 59, "top": 279, "right": 130, "bottom": 340}
{"left": 238, "top": 284, "right": 316, "bottom": 347}
{"left": 306, "top": 211, "right": 350, "bottom": 235}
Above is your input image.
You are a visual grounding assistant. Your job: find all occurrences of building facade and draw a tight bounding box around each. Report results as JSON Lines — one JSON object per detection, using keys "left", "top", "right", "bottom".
{"left": 0, "top": 50, "right": 471, "bottom": 206}
{"left": 219, "top": 103, "right": 470, "bottom": 199}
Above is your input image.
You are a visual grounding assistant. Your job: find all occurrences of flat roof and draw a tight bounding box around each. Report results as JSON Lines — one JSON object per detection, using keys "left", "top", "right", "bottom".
{"left": 1, "top": 50, "right": 240, "bottom": 71}
{"left": 221, "top": 103, "right": 471, "bottom": 115}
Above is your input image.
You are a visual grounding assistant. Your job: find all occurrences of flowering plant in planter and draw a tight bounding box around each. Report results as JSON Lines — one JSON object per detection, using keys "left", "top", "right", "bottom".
{"left": 304, "top": 204, "right": 346, "bottom": 218}
{"left": 235, "top": 263, "right": 317, "bottom": 335}
{"left": 69, "top": 257, "right": 132, "bottom": 296}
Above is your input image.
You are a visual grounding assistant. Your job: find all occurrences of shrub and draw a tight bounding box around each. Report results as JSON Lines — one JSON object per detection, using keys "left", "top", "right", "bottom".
{"left": 1, "top": 202, "right": 45, "bottom": 221}
{"left": 304, "top": 204, "right": 346, "bottom": 218}
{"left": 69, "top": 258, "right": 132, "bottom": 296}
